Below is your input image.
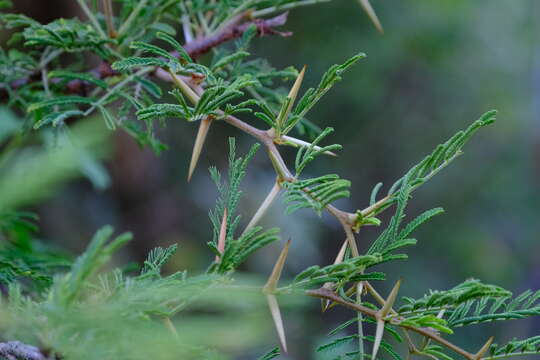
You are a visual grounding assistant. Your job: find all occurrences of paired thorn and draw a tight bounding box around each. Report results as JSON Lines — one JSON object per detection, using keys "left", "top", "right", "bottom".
{"left": 322, "top": 239, "right": 348, "bottom": 311}
{"left": 101, "top": 0, "right": 117, "bottom": 38}
{"left": 162, "top": 317, "right": 178, "bottom": 338}
{"left": 167, "top": 71, "right": 211, "bottom": 182}
{"left": 215, "top": 208, "right": 227, "bottom": 262}
{"left": 286, "top": 65, "right": 306, "bottom": 111}
{"left": 380, "top": 278, "right": 401, "bottom": 317}
{"left": 187, "top": 116, "right": 213, "bottom": 182}
{"left": 473, "top": 337, "right": 494, "bottom": 360}
{"left": 242, "top": 180, "right": 281, "bottom": 235}
{"left": 263, "top": 239, "right": 291, "bottom": 353}
{"left": 276, "top": 65, "right": 306, "bottom": 131}
{"left": 168, "top": 70, "right": 201, "bottom": 104}
{"left": 358, "top": 0, "right": 384, "bottom": 34}
{"left": 265, "top": 294, "right": 287, "bottom": 354}
{"left": 372, "top": 279, "right": 402, "bottom": 360}
{"left": 264, "top": 239, "right": 291, "bottom": 293}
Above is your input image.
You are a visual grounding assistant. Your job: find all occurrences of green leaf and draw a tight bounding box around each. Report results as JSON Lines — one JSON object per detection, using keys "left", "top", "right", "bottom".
{"left": 111, "top": 57, "right": 167, "bottom": 71}
{"left": 257, "top": 347, "right": 280, "bottom": 360}
{"left": 292, "top": 53, "right": 366, "bottom": 120}
{"left": 283, "top": 174, "right": 351, "bottom": 215}
{"left": 52, "top": 226, "right": 132, "bottom": 306}
{"left": 49, "top": 70, "right": 107, "bottom": 89}
{"left": 27, "top": 96, "right": 94, "bottom": 112}
{"left": 397, "top": 207, "right": 444, "bottom": 240}
{"left": 156, "top": 31, "right": 191, "bottom": 63}
{"left": 140, "top": 244, "right": 178, "bottom": 277}
{"left": 211, "top": 51, "right": 250, "bottom": 71}
{"left": 135, "top": 76, "right": 162, "bottom": 98}
{"left": 98, "top": 106, "right": 117, "bottom": 130}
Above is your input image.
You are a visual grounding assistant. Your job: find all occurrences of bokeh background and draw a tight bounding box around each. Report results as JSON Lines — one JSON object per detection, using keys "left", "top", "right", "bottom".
{"left": 6, "top": 0, "right": 540, "bottom": 358}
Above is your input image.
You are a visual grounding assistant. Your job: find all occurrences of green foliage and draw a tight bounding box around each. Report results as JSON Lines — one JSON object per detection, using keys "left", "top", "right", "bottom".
{"left": 487, "top": 336, "right": 540, "bottom": 359}
{"left": 294, "top": 127, "right": 342, "bottom": 175}
{"left": 367, "top": 111, "right": 497, "bottom": 257}
{"left": 27, "top": 95, "right": 95, "bottom": 113}
{"left": 254, "top": 53, "right": 364, "bottom": 136}
{"left": 257, "top": 347, "right": 280, "bottom": 360}
{"left": 283, "top": 174, "right": 351, "bottom": 215}
{"left": 0, "top": 225, "right": 270, "bottom": 360}
{"left": 290, "top": 254, "right": 384, "bottom": 290}
{"left": 397, "top": 279, "right": 512, "bottom": 315}
{"left": 51, "top": 225, "right": 132, "bottom": 307}
{"left": 281, "top": 127, "right": 351, "bottom": 215}
{"left": 207, "top": 138, "right": 280, "bottom": 274}
{"left": 0, "top": 120, "right": 110, "bottom": 209}
{"left": 140, "top": 244, "right": 178, "bottom": 277}
{"left": 382, "top": 110, "right": 498, "bottom": 204}
{"left": 0, "top": 211, "right": 70, "bottom": 292}
{"left": 446, "top": 288, "right": 540, "bottom": 327}
{"left": 19, "top": 17, "right": 112, "bottom": 57}
{"left": 317, "top": 334, "right": 403, "bottom": 360}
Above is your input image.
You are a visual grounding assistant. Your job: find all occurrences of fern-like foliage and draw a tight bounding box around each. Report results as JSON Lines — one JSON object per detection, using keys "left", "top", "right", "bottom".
{"left": 372, "top": 110, "right": 498, "bottom": 215}
{"left": 367, "top": 110, "right": 497, "bottom": 258}
{"left": 486, "top": 336, "right": 540, "bottom": 359}
{"left": 206, "top": 138, "right": 280, "bottom": 273}
{"left": 124, "top": 36, "right": 264, "bottom": 129}
{"left": 254, "top": 53, "right": 365, "bottom": 136}
{"left": 257, "top": 347, "right": 281, "bottom": 360}
{"left": 394, "top": 279, "right": 540, "bottom": 331}
{"left": 289, "top": 254, "right": 384, "bottom": 291}
{"left": 0, "top": 224, "right": 269, "bottom": 360}
{"left": 317, "top": 334, "right": 403, "bottom": 360}
{"left": 446, "top": 288, "right": 540, "bottom": 327}
{"left": 140, "top": 244, "right": 178, "bottom": 278}
{"left": 51, "top": 225, "right": 132, "bottom": 307}
{"left": 282, "top": 127, "right": 350, "bottom": 215}
{"left": 397, "top": 279, "right": 512, "bottom": 315}
{"left": 282, "top": 174, "right": 351, "bottom": 215}
{"left": 323, "top": 280, "right": 540, "bottom": 360}
{"left": 2, "top": 15, "right": 112, "bottom": 57}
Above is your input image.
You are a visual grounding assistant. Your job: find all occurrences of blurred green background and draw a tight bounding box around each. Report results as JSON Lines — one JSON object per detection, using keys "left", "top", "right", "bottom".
{"left": 6, "top": 0, "right": 540, "bottom": 358}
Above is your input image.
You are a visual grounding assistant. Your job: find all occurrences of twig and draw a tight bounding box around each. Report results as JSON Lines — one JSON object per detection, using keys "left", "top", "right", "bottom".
{"left": 0, "top": 13, "right": 291, "bottom": 99}
{"left": 76, "top": 0, "right": 107, "bottom": 39}
{"left": 306, "top": 287, "right": 477, "bottom": 360}
{"left": 182, "top": 12, "right": 292, "bottom": 59}
{"left": 252, "top": 0, "right": 332, "bottom": 17}
{"left": 117, "top": 0, "right": 148, "bottom": 38}
{"left": 83, "top": 67, "right": 152, "bottom": 116}
{"left": 102, "top": 0, "right": 117, "bottom": 38}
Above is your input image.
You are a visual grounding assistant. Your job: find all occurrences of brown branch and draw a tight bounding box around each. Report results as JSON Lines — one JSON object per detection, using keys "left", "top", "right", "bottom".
{"left": 306, "top": 287, "right": 477, "bottom": 360}
{"left": 1, "top": 7, "right": 378, "bottom": 249}
{"left": 0, "top": 13, "right": 291, "bottom": 99}
{"left": 182, "top": 12, "right": 291, "bottom": 59}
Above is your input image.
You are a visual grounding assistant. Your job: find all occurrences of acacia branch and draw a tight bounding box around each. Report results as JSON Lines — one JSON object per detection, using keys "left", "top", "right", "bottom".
{"left": 306, "top": 287, "right": 477, "bottom": 360}
{"left": 3, "top": 5, "right": 389, "bottom": 250}
{"left": 0, "top": 13, "right": 291, "bottom": 98}
{"left": 182, "top": 12, "right": 291, "bottom": 59}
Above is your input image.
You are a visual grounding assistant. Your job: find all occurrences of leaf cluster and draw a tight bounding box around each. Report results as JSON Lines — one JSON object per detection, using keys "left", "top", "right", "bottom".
{"left": 207, "top": 138, "right": 280, "bottom": 274}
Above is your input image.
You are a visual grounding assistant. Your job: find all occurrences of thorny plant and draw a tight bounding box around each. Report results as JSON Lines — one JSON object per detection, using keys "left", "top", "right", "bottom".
{"left": 0, "top": 1, "right": 538, "bottom": 360}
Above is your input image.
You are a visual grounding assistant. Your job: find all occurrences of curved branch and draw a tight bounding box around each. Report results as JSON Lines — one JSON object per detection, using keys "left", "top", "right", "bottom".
{"left": 306, "top": 287, "right": 477, "bottom": 360}
{"left": 0, "top": 13, "right": 291, "bottom": 98}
